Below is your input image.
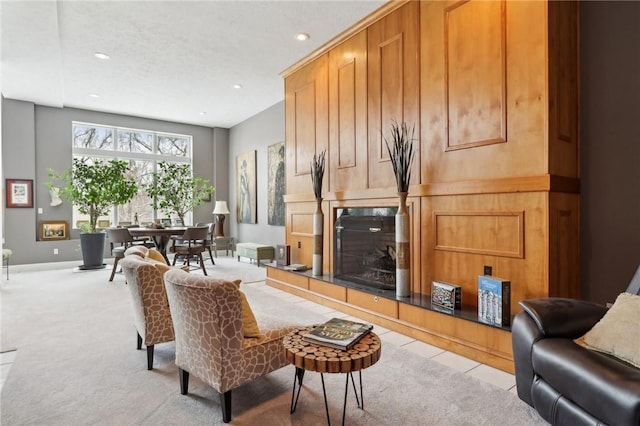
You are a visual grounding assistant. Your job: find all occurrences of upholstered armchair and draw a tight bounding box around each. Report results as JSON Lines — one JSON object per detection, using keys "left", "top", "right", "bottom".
{"left": 119, "top": 250, "right": 175, "bottom": 370}
{"left": 163, "top": 268, "right": 300, "bottom": 422}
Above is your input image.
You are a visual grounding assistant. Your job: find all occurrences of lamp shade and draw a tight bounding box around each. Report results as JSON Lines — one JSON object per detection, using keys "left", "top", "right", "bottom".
{"left": 212, "top": 201, "right": 230, "bottom": 215}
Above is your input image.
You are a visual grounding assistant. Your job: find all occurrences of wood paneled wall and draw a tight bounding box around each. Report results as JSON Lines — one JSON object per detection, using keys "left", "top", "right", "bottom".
{"left": 281, "top": 0, "right": 580, "bottom": 366}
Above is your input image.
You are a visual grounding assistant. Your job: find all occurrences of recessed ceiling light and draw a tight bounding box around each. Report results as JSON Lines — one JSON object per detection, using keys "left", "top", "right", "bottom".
{"left": 88, "top": 93, "right": 100, "bottom": 98}
{"left": 295, "top": 33, "right": 310, "bottom": 41}
{"left": 94, "top": 52, "right": 110, "bottom": 60}
{"left": 199, "top": 111, "right": 207, "bottom": 115}
{"left": 233, "top": 84, "right": 243, "bottom": 89}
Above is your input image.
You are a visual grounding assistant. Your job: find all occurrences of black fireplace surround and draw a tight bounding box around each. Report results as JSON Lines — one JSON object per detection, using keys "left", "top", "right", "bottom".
{"left": 334, "top": 207, "right": 398, "bottom": 291}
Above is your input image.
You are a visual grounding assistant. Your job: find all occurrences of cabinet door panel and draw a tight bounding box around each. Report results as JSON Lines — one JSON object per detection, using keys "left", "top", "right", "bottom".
{"left": 329, "top": 31, "right": 368, "bottom": 192}
{"left": 368, "top": 1, "right": 420, "bottom": 190}
{"left": 285, "top": 55, "right": 329, "bottom": 195}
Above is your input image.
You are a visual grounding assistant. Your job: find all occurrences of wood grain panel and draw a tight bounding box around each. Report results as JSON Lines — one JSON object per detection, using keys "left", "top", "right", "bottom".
{"left": 287, "top": 202, "right": 314, "bottom": 266}
{"left": 267, "top": 267, "right": 309, "bottom": 290}
{"left": 422, "top": 192, "right": 548, "bottom": 313}
{"left": 548, "top": 0, "right": 580, "bottom": 178}
{"left": 434, "top": 211, "right": 524, "bottom": 258}
{"left": 309, "top": 278, "right": 347, "bottom": 301}
{"left": 421, "top": 0, "right": 548, "bottom": 182}
{"left": 285, "top": 54, "right": 328, "bottom": 195}
{"left": 398, "top": 303, "right": 513, "bottom": 363}
{"left": 549, "top": 192, "right": 580, "bottom": 298}
{"left": 329, "top": 30, "right": 368, "bottom": 192}
{"left": 445, "top": 0, "right": 506, "bottom": 150}
{"left": 347, "top": 288, "right": 398, "bottom": 318}
{"left": 368, "top": 1, "right": 420, "bottom": 189}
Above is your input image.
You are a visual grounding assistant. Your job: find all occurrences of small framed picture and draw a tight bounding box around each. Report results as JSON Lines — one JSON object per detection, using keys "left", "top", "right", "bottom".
{"left": 6, "top": 179, "right": 33, "bottom": 208}
{"left": 40, "top": 221, "right": 69, "bottom": 241}
{"left": 97, "top": 219, "right": 111, "bottom": 228}
{"left": 276, "top": 244, "right": 290, "bottom": 266}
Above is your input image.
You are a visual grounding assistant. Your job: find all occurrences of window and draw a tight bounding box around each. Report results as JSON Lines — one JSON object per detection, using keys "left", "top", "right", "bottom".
{"left": 71, "top": 122, "right": 192, "bottom": 228}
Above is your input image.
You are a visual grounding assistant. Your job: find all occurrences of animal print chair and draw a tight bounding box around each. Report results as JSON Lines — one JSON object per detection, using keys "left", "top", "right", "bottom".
{"left": 163, "top": 268, "right": 300, "bottom": 422}
{"left": 119, "top": 249, "right": 176, "bottom": 370}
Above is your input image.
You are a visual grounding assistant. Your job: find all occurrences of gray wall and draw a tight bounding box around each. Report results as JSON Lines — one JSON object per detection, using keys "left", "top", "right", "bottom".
{"left": 228, "top": 101, "right": 286, "bottom": 246}
{"left": 1, "top": 100, "right": 226, "bottom": 264}
{"left": 580, "top": 1, "right": 640, "bottom": 304}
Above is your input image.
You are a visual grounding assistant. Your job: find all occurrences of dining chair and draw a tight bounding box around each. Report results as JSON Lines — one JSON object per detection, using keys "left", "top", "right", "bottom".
{"left": 171, "top": 226, "right": 210, "bottom": 275}
{"left": 106, "top": 227, "right": 154, "bottom": 282}
{"left": 202, "top": 222, "right": 216, "bottom": 264}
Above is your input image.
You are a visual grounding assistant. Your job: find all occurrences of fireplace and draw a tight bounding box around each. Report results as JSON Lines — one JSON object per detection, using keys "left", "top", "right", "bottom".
{"left": 334, "top": 207, "right": 398, "bottom": 291}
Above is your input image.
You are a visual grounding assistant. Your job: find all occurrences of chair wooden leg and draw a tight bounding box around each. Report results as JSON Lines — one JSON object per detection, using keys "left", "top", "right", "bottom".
{"left": 137, "top": 332, "right": 142, "bottom": 350}
{"left": 146, "top": 344, "right": 154, "bottom": 370}
{"left": 109, "top": 257, "right": 119, "bottom": 281}
{"left": 220, "top": 390, "right": 232, "bottom": 423}
{"left": 199, "top": 254, "right": 207, "bottom": 276}
{"left": 179, "top": 368, "right": 189, "bottom": 395}
{"left": 208, "top": 247, "right": 215, "bottom": 264}
{"left": 172, "top": 255, "right": 178, "bottom": 266}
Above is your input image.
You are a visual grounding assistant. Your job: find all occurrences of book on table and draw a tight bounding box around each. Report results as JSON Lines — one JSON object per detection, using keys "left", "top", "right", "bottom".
{"left": 303, "top": 318, "right": 374, "bottom": 350}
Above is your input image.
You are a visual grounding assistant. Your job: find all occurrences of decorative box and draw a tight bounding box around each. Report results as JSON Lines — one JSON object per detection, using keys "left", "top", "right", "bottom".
{"left": 431, "top": 281, "right": 462, "bottom": 312}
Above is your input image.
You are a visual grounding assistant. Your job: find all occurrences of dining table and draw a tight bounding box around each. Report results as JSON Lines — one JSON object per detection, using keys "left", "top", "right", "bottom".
{"left": 128, "top": 227, "right": 187, "bottom": 262}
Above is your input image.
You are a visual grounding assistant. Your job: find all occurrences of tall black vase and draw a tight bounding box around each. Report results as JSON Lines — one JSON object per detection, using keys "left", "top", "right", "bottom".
{"left": 79, "top": 232, "right": 106, "bottom": 270}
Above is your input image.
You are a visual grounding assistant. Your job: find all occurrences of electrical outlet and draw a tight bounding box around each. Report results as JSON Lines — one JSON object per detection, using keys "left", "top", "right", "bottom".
{"left": 53, "top": 248, "right": 59, "bottom": 255}
{"left": 483, "top": 265, "right": 492, "bottom": 276}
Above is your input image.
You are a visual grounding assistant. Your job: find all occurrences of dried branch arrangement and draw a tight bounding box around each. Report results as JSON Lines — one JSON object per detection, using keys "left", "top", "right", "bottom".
{"left": 310, "top": 149, "right": 326, "bottom": 199}
{"left": 385, "top": 121, "right": 416, "bottom": 193}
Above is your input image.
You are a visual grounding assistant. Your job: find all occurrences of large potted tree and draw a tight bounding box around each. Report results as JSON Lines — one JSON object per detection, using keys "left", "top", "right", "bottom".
{"left": 144, "top": 161, "right": 215, "bottom": 226}
{"left": 48, "top": 158, "right": 138, "bottom": 269}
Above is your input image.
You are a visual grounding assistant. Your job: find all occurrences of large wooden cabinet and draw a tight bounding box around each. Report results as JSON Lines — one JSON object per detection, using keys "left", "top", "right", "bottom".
{"left": 279, "top": 0, "right": 580, "bottom": 372}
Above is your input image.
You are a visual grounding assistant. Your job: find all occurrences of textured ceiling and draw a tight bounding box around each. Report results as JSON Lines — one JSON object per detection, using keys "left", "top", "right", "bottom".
{"left": 1, "top": 0, "right": 385, "bottom": 128}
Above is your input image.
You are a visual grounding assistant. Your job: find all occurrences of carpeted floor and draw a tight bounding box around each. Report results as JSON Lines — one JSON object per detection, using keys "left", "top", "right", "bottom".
{"left": 0, "top": 257, "right": 546, "bottom": 425}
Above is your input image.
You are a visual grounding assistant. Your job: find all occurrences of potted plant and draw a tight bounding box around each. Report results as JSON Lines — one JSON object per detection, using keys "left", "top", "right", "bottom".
{"left": 48, "top": 158, "right": 138, "bottom": 269}
{"left": 144, "top": 161, "right": 215, "bottom": 226}
{"left": 384, "top": 121, "right": 415, "bottom": 297}
{"left": 310, "top": 150, "right": 326, "bottom": 276}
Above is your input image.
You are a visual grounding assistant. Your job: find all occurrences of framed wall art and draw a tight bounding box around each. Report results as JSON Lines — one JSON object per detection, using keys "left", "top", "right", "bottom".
{"left": 236, "top": 150, "right": 257, "bottom": 224}
{"left": 40, "top": 221, "right": 69, "bottom": 241}
{"left": 6, "top": 179, "right": 33, "bottom": 208}
{"left": 268, "top": 142, "right": 285, "bottom": 226}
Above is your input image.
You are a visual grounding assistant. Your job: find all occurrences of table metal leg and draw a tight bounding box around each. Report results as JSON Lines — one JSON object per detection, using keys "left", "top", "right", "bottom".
{"left": 290, "top": 367, "right": 305, "bottom": 414}
{"left": 292, "top": 369, "right": 365, "bottom": 426}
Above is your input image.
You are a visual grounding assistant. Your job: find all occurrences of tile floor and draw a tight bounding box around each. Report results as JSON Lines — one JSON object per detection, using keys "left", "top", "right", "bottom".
{"left": 0, "top": 272, "right": 519, "bottom": 397}
{"left": 251, "top": 281, "right": 519, "bottom": 394}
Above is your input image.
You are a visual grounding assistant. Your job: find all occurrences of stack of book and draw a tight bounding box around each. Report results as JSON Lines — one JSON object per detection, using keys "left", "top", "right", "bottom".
{"left": 303, "top": 318, "right": 374, "bottom": 350}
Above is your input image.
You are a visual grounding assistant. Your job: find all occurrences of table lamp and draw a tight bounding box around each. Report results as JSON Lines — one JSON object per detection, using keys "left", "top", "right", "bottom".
{"left": 212, "top": 201, "right": 230, "bottom": 237}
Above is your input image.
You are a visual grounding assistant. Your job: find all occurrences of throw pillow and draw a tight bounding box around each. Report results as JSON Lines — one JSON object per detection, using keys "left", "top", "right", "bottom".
{"left": 146, "top": 248, "right": 167, "bottom": 264}
{"left": 574, "top": 292, "right": 640, "bottom": 367}
{"left": 232, "top": 279, "right": 261, "bottom": 338}
{"left": 152, "top": 261, "right": 171, "bottom": 276}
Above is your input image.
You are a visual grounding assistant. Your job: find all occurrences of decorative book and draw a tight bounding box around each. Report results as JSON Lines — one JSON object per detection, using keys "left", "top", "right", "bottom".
{"left": 477, "top": 275, "right": 511, "bottom": 327}
{"left": 284, "top": 263, "right": 308, "bottom": 271}
{"left": 431, "top": 281, "right": 462, "bottom": 312}
{"left": 303, "top": 318, "right": 374, "bottom": 350}
{"left": 276, "top": 244, "right": 290, "bottom": 266}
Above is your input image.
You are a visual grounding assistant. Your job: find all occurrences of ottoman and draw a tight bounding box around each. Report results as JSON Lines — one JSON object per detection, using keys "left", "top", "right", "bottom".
{"left": 236, "top": 243, "right": 275, "bottom": 267}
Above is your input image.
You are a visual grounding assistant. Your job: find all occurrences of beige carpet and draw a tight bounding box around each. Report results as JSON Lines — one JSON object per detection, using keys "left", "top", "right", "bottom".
{"left": 0, "top": 257, "right": 546, "bottom": 425}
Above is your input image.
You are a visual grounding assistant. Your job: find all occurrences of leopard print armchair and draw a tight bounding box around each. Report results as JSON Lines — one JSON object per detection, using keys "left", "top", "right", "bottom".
{"left": 119, "top": 254, "right": 175, "bottom": 370}
{"left": 163, "top": 268, "right": 300, "bottom": 423}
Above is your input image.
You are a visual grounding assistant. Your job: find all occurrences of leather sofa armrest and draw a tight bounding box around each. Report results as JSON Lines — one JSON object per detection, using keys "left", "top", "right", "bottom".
{"left": 518, "top": 298, "right": 608, "bottom": 339}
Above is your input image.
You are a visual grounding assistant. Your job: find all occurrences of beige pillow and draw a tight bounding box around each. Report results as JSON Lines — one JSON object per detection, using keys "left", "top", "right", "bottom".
{"left": 574, "top": 292, "right": 640, "bottom": 367}
{"left": 152, "top": 261, "right": 171, "bottom": 275}
{"left": 145, "top": 248, "right": 167, "bottom": 264}
{"left": 231, "top": 280, "right": 261, "bottom": 338}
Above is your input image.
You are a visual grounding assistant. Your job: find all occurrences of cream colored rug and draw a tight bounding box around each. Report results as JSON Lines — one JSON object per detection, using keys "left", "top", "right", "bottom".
{"left": 1, "top": 257, "right": 545, "bottom": 425}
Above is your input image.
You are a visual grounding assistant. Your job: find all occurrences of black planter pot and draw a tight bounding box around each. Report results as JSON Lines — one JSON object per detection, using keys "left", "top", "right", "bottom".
{"left": 79, "top": 232, "right": 106, "bottom": 270}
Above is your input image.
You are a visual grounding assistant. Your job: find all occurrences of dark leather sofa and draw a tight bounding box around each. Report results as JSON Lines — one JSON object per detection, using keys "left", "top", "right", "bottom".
{"left": 512, "top": 268, "right": 640, "bottom": 426}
